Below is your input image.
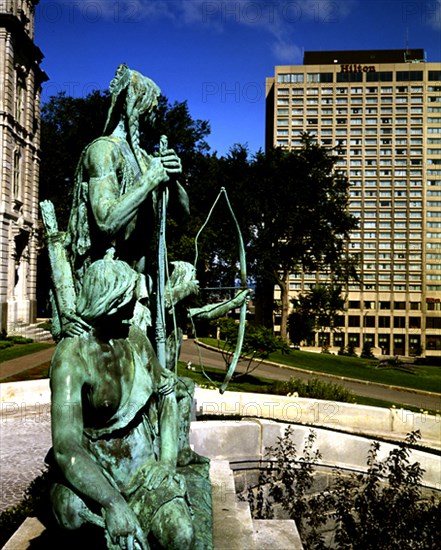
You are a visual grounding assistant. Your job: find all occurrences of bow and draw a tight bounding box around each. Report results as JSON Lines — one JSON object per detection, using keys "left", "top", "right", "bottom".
{"left": 194, "top": 187, "right": 248, "bottom": 394}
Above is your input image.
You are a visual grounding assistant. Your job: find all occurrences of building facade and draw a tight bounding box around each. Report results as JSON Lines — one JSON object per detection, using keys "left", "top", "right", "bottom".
{"left": 0, "top": 0, "right": 46, "bottom": 333}
{"left": 266, "top": 49, "right": 441, "bottom": 356}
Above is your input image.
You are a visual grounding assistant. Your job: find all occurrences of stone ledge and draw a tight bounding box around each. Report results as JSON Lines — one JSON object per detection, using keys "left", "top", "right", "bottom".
{"left": 254, "top": 519, "right": 303, "bottom": 550}
{"left": 1, "top": 517, "right": 45, "bottom": 550}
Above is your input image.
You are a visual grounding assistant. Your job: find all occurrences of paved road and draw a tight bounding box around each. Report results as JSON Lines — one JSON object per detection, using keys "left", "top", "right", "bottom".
{"left": 180, "top": 339, "right": 441, "bottom": 412}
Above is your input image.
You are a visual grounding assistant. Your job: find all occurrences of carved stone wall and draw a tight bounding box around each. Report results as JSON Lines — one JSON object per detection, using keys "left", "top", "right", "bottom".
{"left": 0, "top": 0, "right": 47, "bottom": 332}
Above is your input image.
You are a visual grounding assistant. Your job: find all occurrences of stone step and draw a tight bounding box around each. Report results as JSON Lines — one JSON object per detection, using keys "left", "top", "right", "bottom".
{"left": 7, "top": 323, "right": 53, "bottom": 342}
{"left": 210, "top": 460, "right": 257, "bottom": 550}
{"left": 253, "top": 519, "right": 304, "bottom": 550}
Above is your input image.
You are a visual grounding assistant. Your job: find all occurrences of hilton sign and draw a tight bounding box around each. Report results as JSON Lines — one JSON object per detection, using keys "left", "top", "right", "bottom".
{"left": 340, "top": 64, "right": 376, "bottom": 73}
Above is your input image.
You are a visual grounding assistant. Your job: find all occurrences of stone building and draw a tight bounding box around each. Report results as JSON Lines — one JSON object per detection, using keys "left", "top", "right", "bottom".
{"left": 0, "top": 0, "right": 47, "bottom": 333}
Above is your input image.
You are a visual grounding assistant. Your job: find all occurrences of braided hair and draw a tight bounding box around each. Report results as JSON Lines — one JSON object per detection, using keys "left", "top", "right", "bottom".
{"left": 104, "top": 64, "right": 161, "bottom": 171}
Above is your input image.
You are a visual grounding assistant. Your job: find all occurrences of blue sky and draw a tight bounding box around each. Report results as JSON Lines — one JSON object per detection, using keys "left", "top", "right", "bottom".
{"left": 36, "top": 0, "right": 441, "bottom": 156}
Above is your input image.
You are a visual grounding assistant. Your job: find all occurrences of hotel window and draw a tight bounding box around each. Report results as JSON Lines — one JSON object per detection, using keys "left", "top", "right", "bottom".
{"left": 337, "top": 73, "right": 362, "bottom": 83}
{"left": 394, "top": 317, "right": 406, "bottom": 329}
{"left": 396, "top": 71, "right": 423, "bottom": 81}
{"left": 378, "top": 316, "right": 391, "bottom": 327}
{"left": 307, "top": 72, "right": 333, "bottom": 83}
{"left": 367, "top": 72, "right": 392, "bottom": 82}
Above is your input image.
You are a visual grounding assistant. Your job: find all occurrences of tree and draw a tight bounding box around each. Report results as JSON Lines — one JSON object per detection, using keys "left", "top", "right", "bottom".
{"left": 247, "top": 135, "right": 357, "bottom": 339}
{"left": 289, "top": 284, "right": 345, "bottom": 348}
{"left": 40, "top": 91, "right": 111, "bottom": 231}
{"left": 211, "top": 317, "right": 290, "bottom": 378}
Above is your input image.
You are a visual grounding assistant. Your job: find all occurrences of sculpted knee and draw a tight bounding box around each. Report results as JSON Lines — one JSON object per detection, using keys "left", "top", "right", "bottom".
{"left": 50, "top": 483, "right": 87, "bottom": 530}
{"left": 152, "top": 499, "right": 194, "bottom": 549}
{"left": 173, "top": 517, "right": 194, "bottom": 549}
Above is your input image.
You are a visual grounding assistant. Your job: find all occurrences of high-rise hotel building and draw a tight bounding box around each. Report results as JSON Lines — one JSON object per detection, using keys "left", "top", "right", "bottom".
{"left": 266, "top": 50, "right": 441, "bottom": 356}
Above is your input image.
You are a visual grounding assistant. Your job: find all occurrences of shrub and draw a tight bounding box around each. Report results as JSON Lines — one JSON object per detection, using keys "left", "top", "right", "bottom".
{"left": 270, "top": 377, "right": 355, "bottom": 403}
{"left": 7, "top": 335, "right": 34, "bottom": 345}
{"left": 246, "top": 428, "right": 440, "bottom": 550}
{"left": 0, "top": 340, "right": 13, "bottom": 350}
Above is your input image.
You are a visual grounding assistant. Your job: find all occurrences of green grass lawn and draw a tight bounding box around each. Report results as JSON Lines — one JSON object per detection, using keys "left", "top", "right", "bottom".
{"left": 0, "top": 342, "right": 54, "bottom": 363}
{"left": 202, "top": 338, "right": 441, "bottom": 394}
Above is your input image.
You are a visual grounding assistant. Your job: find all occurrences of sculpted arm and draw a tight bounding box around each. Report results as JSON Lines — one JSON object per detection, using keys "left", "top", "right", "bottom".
{"left": 85, "top": 141, "right": 168, "bottom": 235}
{"left": 189, "top": 288, "right": 249, "bottom": 321}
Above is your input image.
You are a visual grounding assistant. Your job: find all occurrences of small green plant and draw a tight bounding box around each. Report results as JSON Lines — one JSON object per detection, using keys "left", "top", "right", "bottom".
{"left": 247, "top": 427, "right": 329, "bottom": 548}
{"left": 361, "top": 340, "right": 375, "bottom": 359}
